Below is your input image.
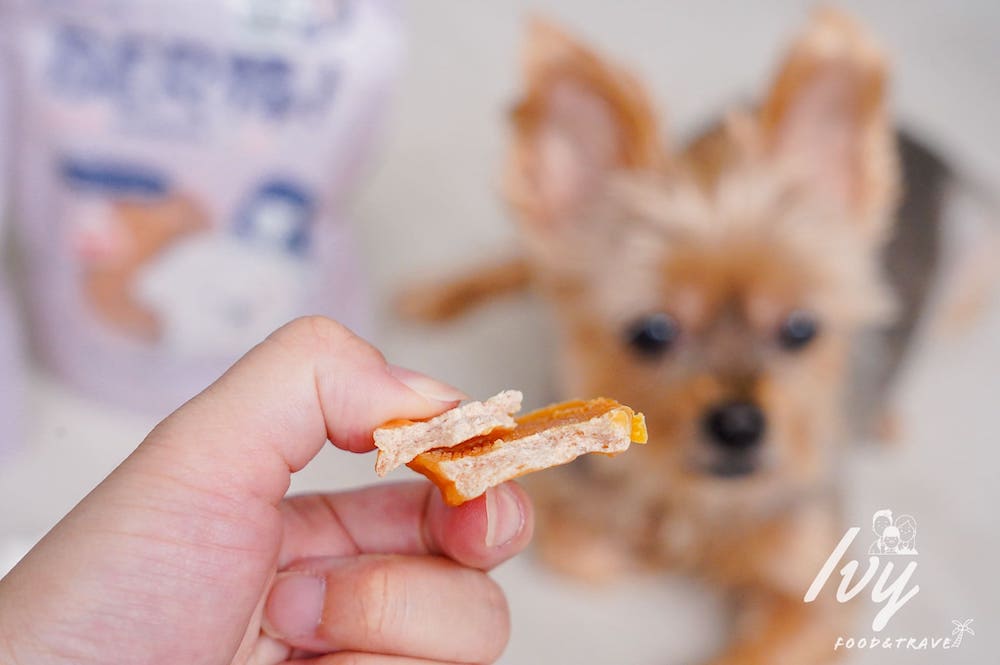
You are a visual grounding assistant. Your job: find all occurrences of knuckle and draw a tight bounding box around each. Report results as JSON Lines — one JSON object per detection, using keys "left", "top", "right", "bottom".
{"left": 273, "top": 315, "right": 351, "bottom": 348}
{"left": 479, "top": 576, "right": 511, "bottom": 662}
{"left": 325, "top": 654, "right": 368, "bottom": 665}
{"left": 268, "top": 316, "right": 383, "bottom": 365}
{"left": 353, "top": 558, "right": 405, "bottom": 645}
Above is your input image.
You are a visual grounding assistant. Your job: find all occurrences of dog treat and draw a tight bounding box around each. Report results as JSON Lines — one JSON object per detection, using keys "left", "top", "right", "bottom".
{"left": 375, "top": 395, "right": 647, "bottom": 506}
{"left": 374, "top": 390, "right": 522, "bottom": 476}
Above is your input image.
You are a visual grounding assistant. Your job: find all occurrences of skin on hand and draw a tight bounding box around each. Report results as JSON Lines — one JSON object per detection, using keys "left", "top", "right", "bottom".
{"left": 0, "top": 316, "right": 534, "bottom": 665}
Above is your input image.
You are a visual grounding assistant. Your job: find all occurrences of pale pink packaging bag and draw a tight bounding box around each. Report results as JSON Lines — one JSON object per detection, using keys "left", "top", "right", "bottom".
{"left": 2, "top": 0, "right": 403, "bottom": 413}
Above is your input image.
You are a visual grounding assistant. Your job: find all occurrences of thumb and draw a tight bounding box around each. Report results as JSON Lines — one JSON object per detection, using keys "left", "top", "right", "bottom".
{"left": 145, "top": 315, "right": 467, "bottom": 501}
{"left": 0, "top": 317, "right": 466, "bottom": 665}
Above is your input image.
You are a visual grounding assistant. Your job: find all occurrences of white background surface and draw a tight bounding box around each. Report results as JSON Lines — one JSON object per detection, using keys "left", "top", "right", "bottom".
{"left": 3, "top": 1, "right": 999, "bottom": 663}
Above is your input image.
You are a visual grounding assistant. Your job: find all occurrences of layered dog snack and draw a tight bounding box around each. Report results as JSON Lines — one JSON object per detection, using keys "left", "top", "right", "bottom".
{"left": 374, "top": 389, "right": 522, "bottom": 475}
{"left": 373, "top": 393, "right": 647, "bottom": 505}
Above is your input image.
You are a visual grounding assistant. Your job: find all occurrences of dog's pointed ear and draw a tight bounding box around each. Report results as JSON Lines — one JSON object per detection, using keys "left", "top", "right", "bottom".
{"left": 504, "top": 18, "right": 663, "bottom": 237}
{"left": 760, "top": 8, "right": 899, "bottom": 241}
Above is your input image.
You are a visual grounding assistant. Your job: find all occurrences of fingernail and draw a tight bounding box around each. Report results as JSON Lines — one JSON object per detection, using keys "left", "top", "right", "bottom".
{"left": 484, "top": 484, "right": 524, "bottom": 548}
{"left": 263, "top": 573, "right": 326, "bottom": 640}
{"left": 388, "top": 364, "right": 468, "bottom": 403}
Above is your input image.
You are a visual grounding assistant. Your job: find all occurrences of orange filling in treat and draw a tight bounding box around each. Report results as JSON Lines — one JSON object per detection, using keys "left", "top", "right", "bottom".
{"left": 407, "top": 397, "right": 647, "bottom": 505}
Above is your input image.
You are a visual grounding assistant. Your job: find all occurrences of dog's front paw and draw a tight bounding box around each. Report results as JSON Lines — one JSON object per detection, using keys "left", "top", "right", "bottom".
{"left": 532, "top": 522, "right": 635, "bottom": 584}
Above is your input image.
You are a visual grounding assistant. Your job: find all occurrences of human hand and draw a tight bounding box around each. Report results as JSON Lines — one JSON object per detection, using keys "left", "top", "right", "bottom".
{"left": 0, "top": 317, "right": 534, "bottom": 665}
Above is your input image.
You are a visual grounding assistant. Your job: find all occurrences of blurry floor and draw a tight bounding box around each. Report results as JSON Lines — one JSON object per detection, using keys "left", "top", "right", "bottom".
{"left": 3, "top": 1, "right": 1000, "bottom": 663}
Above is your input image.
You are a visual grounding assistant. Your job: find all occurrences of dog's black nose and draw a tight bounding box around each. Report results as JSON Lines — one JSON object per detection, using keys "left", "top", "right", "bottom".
{"left": 703, "top": 401, "right": 766, "bottom": 450}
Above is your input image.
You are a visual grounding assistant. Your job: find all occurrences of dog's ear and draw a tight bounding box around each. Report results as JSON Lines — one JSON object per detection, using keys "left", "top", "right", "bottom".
{"left": 760, "top": 8, "right": 899, "bottom": 241}
{"left": 504, "top": 19, "right": 662, "bottom": 239}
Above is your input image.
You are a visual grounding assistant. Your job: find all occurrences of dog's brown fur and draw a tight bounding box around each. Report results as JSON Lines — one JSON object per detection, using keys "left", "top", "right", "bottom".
{"left": 402, "top": 9, "right": 925, "bottom": 663}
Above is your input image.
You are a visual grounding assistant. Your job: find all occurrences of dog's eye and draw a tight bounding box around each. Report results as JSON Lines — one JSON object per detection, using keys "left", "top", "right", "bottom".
{"left": 778, "top": 310, "right": 819, "bottom": 351}
{"left": 625, "top": 313, "right": 679, "bottom": 358}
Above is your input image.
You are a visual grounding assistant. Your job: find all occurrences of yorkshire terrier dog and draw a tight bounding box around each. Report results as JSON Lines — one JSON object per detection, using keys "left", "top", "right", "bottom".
{"left": 401, "top": 9, "right": 973, "bottom": 663}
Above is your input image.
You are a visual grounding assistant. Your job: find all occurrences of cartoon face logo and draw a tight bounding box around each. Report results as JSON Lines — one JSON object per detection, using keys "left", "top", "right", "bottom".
{"left": 881, "top": 526, "right": 901, "bottom": 552}
{"left": 895, "top": 514, "right": 917, "bottom": 550}
{"left": 872, "top": 509, "right": 893, "bottom": 538}
{"left": 129, "top": 178, "right": 318, "bottom": 358}
{"left": 868, "top": 509, "right": 918, "bottom": 555}
{"left": 232, "top": 180, "right": 314, "bottom": 255}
